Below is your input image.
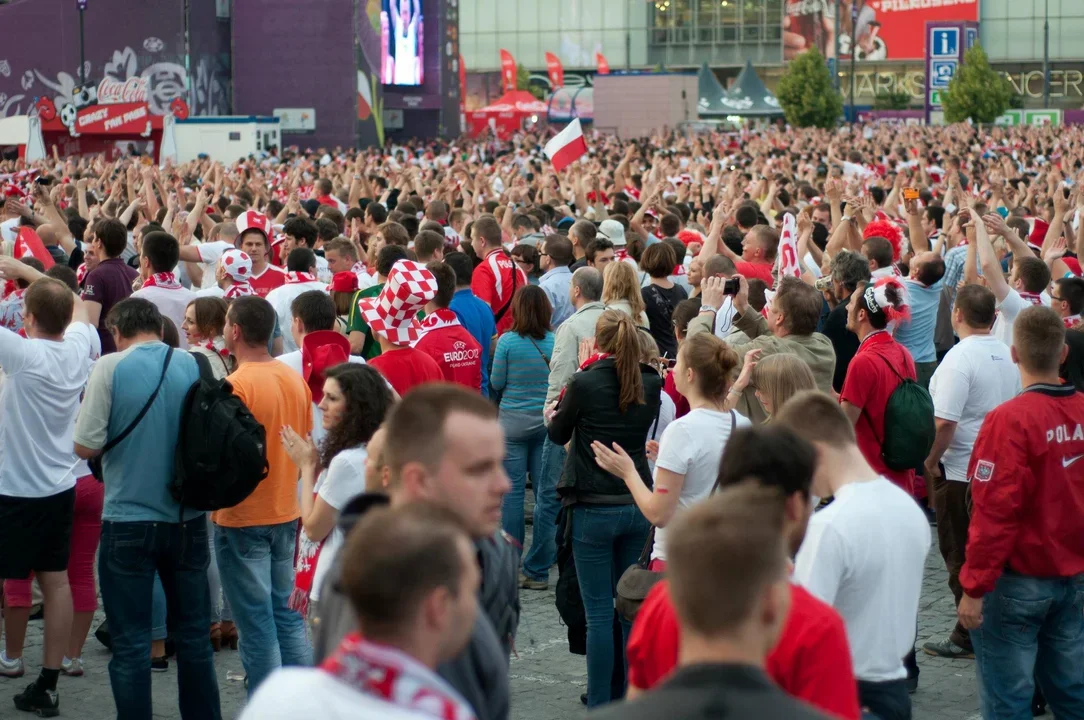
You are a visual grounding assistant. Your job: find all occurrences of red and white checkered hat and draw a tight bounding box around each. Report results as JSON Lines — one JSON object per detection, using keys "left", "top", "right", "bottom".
{"left": 357, "top": 259, "right": 438, "bottom": 346}
{"left": 236, "top": 210, "right": 272, "bottom": 244}
{"left": 220, "top": 249, "right": 253, "bottom": 283}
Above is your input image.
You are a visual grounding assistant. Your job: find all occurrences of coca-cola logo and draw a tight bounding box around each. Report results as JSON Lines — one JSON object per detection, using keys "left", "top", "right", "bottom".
{"left": 96, "top": 77, "right": 148, "bottom": 105}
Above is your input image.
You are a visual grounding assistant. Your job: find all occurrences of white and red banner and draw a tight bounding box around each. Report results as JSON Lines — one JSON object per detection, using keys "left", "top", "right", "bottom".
{"left": 544, "top": 118, "right": 588, "bottom": 172}
{"left": 778, "top": 213, "right": 801, "bottom": 279}
{"left": 544, "top": 52, "right": 564, "bottom": 89}
{"left": 596, "top": 52, "right": 611, "bottom": 75}
{"left": 499, "top": 49, "right": 517, "bottom": 93}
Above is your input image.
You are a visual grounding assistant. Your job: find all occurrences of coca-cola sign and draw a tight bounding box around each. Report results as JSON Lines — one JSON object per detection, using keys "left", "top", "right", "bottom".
{"left": 96, "top": 76, "right": 148, "bottom": 105}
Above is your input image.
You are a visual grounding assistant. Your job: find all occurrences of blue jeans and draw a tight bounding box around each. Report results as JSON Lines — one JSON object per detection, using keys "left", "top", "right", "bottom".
{"left": 214, "top": 520, "right": 311, "bottom": 696}
{"left": 98, "top": 518, "right": 222, "bottom": 720}
{"left": 571, "top": 503, "right": 651, "bottom": 707}
{"left": 206, "top": 516, "right": 232, "bottom": 623}
{"left": 151, "top": 575, "right": 166, "bottom": 642}
{"left": 500, "top": 423, "right": 547, "bottom": 547}
{"left": 972, "top": 571, "right": 1084, "bottom": 720}
{"left": 522, "top": 437, "right": 565, "bottom": 582}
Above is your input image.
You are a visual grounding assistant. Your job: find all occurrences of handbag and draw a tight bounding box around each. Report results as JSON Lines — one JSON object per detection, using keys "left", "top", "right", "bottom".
{"left": 89, "top": 348, "right": 173, "bottom": 482}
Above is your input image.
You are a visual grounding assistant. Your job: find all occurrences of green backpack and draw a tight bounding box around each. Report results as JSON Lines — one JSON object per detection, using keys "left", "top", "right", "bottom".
{"left": 876, "top": 357, "right": 936, "bottom": 471}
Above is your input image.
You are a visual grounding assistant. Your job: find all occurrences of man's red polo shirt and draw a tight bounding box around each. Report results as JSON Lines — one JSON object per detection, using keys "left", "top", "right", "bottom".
{"left": 627, "top": 580, "right": 860, "bottom": 720}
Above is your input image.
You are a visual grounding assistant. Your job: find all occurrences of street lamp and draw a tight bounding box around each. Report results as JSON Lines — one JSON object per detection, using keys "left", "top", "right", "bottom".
{"left": 1043, "top": 0, "right": 1050, "bottom": 108}
{"left": 77, "top": 0, "right": 88, "bottom": 83}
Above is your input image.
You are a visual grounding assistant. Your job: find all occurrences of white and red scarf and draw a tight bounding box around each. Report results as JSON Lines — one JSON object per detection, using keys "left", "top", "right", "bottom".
{"left": 224, "top": 282, "right": 255, "bottom": 300}
{"left": 289, "top": 489, "right": 325, "bottom": 618}
{"left": 286, "top": 271, "right": 318, "bottom": 285}
{"left": 411, "top": 308, "right": 460, "bottom": 346}
{"left": 1019, "top": 291, "right": 1044, "bottom": 306}
{"left": 141, "top": 272, "right": 183, "bottom": 290}
{"left": 321, "top": 634, "right": 476, "bottom": 720}
{"left": 1064, "top": 314, "right": 1082, "bottom": 330}
{"left": 203, "top": 336, "right": 230, "bottom": 359}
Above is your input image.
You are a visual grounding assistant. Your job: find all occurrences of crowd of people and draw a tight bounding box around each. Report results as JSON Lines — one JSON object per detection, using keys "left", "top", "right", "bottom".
{"left": 0, "top": 119, "right": 1082, "bottom": 720}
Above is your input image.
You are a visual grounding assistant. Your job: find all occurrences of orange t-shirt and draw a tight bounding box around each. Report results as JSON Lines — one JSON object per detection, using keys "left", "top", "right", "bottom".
{"left": 212, "top": 360, "right": 312, "bottom": 528}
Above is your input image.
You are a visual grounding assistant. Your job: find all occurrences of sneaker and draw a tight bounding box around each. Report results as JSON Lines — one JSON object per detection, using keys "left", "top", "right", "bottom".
{"left": 60, "top": 657, "right": 83, "bottom": 677}
{"left": 906, "top": 673, "right": 918, "bottom": 694}
{"left": 922, "top": 637, "right": 974, "bottom": 659}
{"left": 13, "top": 681, "right": 59, "bottom": 717}
{"left": 151, "top": 657, "right": 169, "bottom": 673}
{"left": 0, "top": 651, "right": 24, "bottom": 678}
{"left": 518, "top": 574, "right": 548, "bottom": 591}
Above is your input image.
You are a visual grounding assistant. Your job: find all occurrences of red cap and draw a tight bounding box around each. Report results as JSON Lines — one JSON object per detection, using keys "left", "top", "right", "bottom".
{"left": 328, "top": 271, "right": 359, "bottom": 293}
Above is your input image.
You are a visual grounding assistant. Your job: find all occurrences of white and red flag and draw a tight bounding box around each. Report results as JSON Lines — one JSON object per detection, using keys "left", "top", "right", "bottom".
{"left": 544, "top": 118, "right": 588, "bottom": 173}
{"left": 778, "top": 213, "right": 801, "bottom": 279}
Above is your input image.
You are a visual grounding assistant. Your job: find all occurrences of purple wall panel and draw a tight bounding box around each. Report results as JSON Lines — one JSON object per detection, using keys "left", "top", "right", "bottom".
{"left": 232, "top": 0, "right": 356, "bottom": 148}
{"left": 0, "top": 0, "right": 190, "bottom": 119}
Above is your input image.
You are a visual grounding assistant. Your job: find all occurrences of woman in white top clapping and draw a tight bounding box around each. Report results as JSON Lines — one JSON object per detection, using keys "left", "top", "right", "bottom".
{"left": 281, "top": 363, "right": 394, "bottom": 617}
{"left": 592, "top": 332, "right": 749, "bottom": 570}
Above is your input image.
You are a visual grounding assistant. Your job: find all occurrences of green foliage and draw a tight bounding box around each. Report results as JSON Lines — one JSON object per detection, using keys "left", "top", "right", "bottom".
{"left": 942, "top": 43, "right": 1013, "bottom": 124}
{"left": 1009, "top": 92, "right": 1026, "bottom": 110}
{"left": 873, "top": 88, "right": 913, "bottom": 110}
{"left": 516, "top": 63, "right": 546, "bottom": 100}
{"left": 777, "top": 48, "right": 843, "bottom": 129}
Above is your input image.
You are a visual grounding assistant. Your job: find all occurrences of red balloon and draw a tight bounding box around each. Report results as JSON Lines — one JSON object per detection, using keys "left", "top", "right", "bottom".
{"left": 35, "top": 97, "right": 57, "bottom": 122}
{"left": 170, "top": 97, "right": 189, "bottom": 121}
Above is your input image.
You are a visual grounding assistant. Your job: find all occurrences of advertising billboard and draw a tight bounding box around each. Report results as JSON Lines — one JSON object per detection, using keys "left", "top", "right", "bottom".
{"left": 382, "top": 0, "right": 424, "bottom": 86}
{"left": 785, "top": 0, "right": 980, "bottom": 63}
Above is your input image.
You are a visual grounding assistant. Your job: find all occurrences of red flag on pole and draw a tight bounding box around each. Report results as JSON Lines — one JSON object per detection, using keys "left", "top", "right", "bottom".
{"left": 544, "top": 118, "right": 588, "bottom": 172}
{"left": 499, "top": 49, "right": 517, "bottom": 93}
{"left": 544, "top": 52, "right": 564, "bottom": 89}
{"left": 14, "top": 227, "right": 55, "bottom": 269}
{"left": 595, "top": 52, "right": 611, "bottom": 75}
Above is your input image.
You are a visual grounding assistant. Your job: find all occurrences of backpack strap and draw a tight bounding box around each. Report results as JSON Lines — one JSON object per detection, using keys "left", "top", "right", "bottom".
{"left": 191, "top": 350, "right": 216, "bottom": 383}
{"left": 493, "top": 254, "right": 519, "bottom": 325}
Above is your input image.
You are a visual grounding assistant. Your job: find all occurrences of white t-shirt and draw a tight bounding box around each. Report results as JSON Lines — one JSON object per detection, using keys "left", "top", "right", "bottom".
{"left": 266, "top": 281, "right": 330, "bottom": 354}
{"left": 240, "top": 667, "right": 430, "bottom": 720}
{"left": 794, "top": 476, "right": 931, "bottom": 682}
{"left": 276, "top": 349, "right": 368, "bottom": 444}
{"left": 196, "top": 240, "right": 236, "bottom": 290}
{"left": 992, "top": 288, "right": 1047, "bottom": 349}
{"left": 651, "top": 408, "right": 750, "bottom": 562}
{"left": 929, "top": 334, "right": 1021, "bottom": 480}
{"left": 310, "top": 446, "right": 367, "bottom": 602}
{"left": 0, "top": 323, "right": 95, "bottom": 497}
{"left": 131, "top": 284, "right": 197, "bottom": 349}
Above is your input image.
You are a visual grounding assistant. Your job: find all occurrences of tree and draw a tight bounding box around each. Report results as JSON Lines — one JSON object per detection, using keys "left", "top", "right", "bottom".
{"left": 516, "top": 63, "right": 545, "bottom": 101}
{"left": 776, "top": 48, "right": 842, "bottom": 129}
{"left": 873, "top": 88, "right": 913, "bottom": 110}
{"left": 942, "top": 43, "right": 1013, "bottom": 124}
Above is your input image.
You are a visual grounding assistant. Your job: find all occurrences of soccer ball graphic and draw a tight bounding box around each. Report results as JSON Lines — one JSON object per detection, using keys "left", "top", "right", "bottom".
{"left": 59, "top": 103, "right": 78, "bottom": 128}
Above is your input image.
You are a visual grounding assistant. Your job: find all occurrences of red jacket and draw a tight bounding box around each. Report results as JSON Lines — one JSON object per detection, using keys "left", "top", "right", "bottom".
{"left": 412, "top": 309, "right": 483, "bottom": 393}
{"left": 471, "top": 249, "right": 527, "bottom": 335}
{"left": 961, "top": 384, "right": 1084, "bottom": 597}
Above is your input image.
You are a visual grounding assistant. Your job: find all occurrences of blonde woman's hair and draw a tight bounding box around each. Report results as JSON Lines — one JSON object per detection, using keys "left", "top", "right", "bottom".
{"left": 602, "top": 260, "right": 645, "bottom": 319}
{"left": 752, "top": 354, "right": 817, "bottom": 418}
{"left": 595, "top": 309, "right": 644, "bottom": 412}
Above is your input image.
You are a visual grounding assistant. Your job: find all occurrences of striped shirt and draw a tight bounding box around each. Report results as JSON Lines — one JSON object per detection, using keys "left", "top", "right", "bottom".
{"left": 491, "top": 330, "right": 555, "bottom": 416}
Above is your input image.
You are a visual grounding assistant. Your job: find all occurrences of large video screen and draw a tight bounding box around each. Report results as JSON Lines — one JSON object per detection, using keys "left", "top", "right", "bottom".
{"left": 382, "top": 0, "right": 424, "bottom": 87}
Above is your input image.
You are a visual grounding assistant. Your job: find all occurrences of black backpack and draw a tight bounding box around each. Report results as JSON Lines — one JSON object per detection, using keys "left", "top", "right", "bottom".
{"left": 170, "top": 352, "right": 269, "bottom": 513}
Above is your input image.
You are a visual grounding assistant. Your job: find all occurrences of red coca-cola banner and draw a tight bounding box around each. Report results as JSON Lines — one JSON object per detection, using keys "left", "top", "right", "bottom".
{"left": 499, "top": 49, "right": 517, "bottom": 93}
{"left": 544, "top": 52, "right": 564, "bottom": 89}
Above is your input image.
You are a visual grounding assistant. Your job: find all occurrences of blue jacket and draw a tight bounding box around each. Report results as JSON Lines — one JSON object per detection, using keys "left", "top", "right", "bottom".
{"left": 450, "top": 288, "right": 496, "bottom": 396}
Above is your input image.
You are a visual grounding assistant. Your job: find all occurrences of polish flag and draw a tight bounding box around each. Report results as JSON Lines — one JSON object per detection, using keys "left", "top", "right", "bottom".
{"left": 778, "top": 213, "right": 801, "bottom": 279}
{"left": 544, "top": 118, "right": 588, "bottom": 172}
{"left": 14, "top": 227, "right": 55, "bottom": 269}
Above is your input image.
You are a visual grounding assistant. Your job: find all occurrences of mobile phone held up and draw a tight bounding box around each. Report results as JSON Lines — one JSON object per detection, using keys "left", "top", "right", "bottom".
{"left": 723, "top": 278, "right": 740, "bottom": 295}
{"left": 902, "top": 187, "right": 919, "bottom": 201}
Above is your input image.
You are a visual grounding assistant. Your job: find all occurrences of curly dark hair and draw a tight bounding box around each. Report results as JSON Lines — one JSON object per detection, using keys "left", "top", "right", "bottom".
{"left": 319, "top": 364, "right": 395, "bottom": 469}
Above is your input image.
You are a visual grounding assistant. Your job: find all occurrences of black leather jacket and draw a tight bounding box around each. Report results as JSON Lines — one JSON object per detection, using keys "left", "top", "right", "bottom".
{"left": 549, "top": 358, "right": 663, "bottom": 502}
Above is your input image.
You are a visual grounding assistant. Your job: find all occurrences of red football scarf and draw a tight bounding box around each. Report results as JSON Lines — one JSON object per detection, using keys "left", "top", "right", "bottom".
{"left": 289, "top": 490, "right": 325, "bottom": 618}
{"left": 1019, "top": 292, "right": 1044, "bottom": 306}
{"left": 321, "top": 634, "right": 476, "bottom": 720}
{"left": 224, "top": 282, "right": 254, "bottom": 299}
{"left": 1064, "top": 314, "right": 1081, "bottom": 329}
{"left": 141, "top": 272, "right": 182, "bottom": 290}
